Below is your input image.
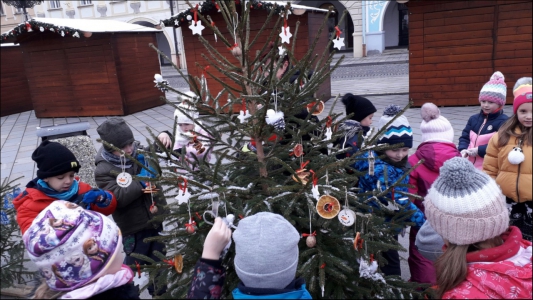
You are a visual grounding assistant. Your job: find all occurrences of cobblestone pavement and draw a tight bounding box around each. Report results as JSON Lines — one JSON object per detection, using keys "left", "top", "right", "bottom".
{"left": 331, "top": 63, "right": 409, "bottom": 79}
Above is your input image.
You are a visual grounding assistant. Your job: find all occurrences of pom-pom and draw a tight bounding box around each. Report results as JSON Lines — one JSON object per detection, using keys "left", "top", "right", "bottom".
{"left": 508, "top": 147, "right": 525, "bottom": 165}
{"left": 382, "top": 104, "right": 402, "bottom": 117}
{"left": 420, "top": 103, "right": 440, "bottom": 122}
{"left": 438, "top": 157, "right": 477, "bottom": 189}
{"left": 490, "top": 71, "right": 505, "bottom": 81}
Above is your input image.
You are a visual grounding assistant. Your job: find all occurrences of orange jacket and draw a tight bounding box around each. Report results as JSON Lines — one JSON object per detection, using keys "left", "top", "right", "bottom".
{"left": 13, "top": 178, "right": 116, "bottom": 234}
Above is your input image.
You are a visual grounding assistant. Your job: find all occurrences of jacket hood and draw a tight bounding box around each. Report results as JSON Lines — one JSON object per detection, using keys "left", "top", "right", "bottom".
{"left": 415, "top": 142, "right": 460, "bottom": 172}
{"left": 95, "top": 146, "right": 106, "bottom": 165}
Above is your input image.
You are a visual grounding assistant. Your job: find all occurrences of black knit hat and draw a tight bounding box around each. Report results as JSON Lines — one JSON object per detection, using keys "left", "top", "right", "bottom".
{"left": 341, "top": 93, "right": 377, "bottom": 122}
{"left": 96, "top": 117, "right": 134, "bottom": 151}
{"left": 32, "top": 141, "right": 81, "bottom": 179}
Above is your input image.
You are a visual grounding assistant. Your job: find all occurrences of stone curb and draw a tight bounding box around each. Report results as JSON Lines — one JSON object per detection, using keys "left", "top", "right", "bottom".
{"left": 331, "top": 60, "right": 409, "bottom": 68}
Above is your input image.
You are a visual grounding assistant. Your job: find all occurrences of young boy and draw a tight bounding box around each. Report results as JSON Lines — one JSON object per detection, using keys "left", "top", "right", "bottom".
{"left": 187, "top": 212, "right": 312, "bottom": 299}
{"left": 94, "top": 117, "right": 168, "bottom": 297}
{"left": 354, "top": 104, "right": 425, "bottom": 276}
{"left": 335, "top": 93, "right": 377, "bottom": 158}
{"left": 13, "top": 140, "right": 116, "bottom": 234}
{"left": 458, "top": 71, "right": 509, "bottom": 169}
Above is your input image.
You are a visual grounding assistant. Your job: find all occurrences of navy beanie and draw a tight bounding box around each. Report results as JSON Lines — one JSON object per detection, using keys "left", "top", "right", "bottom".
{"left": 341, "top": 93, "right": 377, "bottom": 122}
{"left": 32, "top": 140, "right": 81, "bottom": 179}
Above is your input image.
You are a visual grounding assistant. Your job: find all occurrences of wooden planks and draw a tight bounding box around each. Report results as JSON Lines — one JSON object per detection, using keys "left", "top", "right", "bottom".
{"left": 408, "top": 0, "right": 532, "bottom": 107}
{"left": 0, "top": 46, "right": 33, "bottom": 116}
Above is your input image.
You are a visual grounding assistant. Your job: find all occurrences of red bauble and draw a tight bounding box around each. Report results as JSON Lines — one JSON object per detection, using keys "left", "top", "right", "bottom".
{"left": 186, "top": 226, "right": 196, "bottom": 234}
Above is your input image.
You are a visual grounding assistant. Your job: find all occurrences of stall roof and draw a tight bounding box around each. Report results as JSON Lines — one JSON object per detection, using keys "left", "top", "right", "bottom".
{"left": 1, "top": 17, "right": 160, "bottom": 44}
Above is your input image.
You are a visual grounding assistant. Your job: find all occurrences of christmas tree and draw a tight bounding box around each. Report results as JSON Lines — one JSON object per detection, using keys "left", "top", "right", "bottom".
{"left": 122, "top": 1, "right": 425, "bottom": 298}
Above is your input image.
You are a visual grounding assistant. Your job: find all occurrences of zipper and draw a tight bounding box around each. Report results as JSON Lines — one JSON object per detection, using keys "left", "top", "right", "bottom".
{"left": 472, "top": 116, "right": 487, "bottom": 165}
{"left": 515, "top": 139, "right": 523, "bottom": 202}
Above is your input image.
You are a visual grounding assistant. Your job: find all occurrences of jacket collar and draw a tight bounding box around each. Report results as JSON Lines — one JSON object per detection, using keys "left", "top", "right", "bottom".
{"left": 479, "top": 108, "right": 504, "bottom": 120}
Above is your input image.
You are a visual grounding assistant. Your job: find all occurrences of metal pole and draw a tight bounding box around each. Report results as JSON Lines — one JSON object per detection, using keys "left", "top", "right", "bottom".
{"left": 169, "top": 0, "right": 180, "bottom": 67}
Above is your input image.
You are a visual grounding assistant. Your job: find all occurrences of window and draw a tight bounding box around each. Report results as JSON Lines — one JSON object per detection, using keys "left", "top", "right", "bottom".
{"left": 49, "top": 1, "right": 61, "bottom": 9}
{"left": 14, "top": 7, "right": 23, "bottom": 14}
{"left": 80, "top": 0, "right": 92, "bottom": 5}
{"left": 0, "top": 4, "right": 5, "bottom": 16}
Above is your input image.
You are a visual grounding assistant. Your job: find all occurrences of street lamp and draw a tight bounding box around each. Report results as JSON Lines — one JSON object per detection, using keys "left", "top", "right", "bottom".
{"left": 2, "top": 0, "right": 43, "bottom": 21}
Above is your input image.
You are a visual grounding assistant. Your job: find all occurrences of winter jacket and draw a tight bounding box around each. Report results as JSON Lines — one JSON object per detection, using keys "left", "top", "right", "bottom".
{"left": 458, "top": 109, "right": 508, "bottom": 169}
{"left": 13, "top": 178, "right": 116, "bottom": 235}
{"left": 408, "top": 142, "right": 461, "bottom": 201}
{"left": 354, "top": 151, "right": 426, "bottom": 228}
{"left": 333, "top": 120, "right": 370, "bottom": 159}
{"left": 187, "top": 258, "right": 312, "bottom": 299}
{"left": 442, "top": 226, "right": 532, "bottom": 299}
{"left": 483, "top": 129, "right": 532, "bottom": 203}
{"left": 94, "top": 146, "right": 167, "bottom": 236}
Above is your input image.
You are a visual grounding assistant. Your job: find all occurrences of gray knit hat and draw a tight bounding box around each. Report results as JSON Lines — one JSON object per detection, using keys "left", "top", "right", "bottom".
{"left": 96, "top": 117, "right": 134, "bottom": 151}
{"left": 233, "top": 212, "right": 300, "bottom": 289}
{"left": 425, "top": 157, "right": 509, "bottom": 245}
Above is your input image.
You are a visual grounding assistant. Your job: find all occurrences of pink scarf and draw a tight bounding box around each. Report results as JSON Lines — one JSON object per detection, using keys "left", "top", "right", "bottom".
{"left": 60, "top": 265, "right": 133, "bottom": 299}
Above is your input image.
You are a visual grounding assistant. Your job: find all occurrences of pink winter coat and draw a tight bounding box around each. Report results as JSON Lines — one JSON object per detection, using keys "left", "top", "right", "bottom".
{"left": 442, "top": 226, "right": 532, "bottom": 299}
{"left": 408, "top": 141, "right": 461, "bottom": 201}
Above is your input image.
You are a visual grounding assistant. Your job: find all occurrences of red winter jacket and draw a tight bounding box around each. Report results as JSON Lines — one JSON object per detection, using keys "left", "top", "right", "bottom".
{"left": 13, "top": 178, "right": 117, "bottom": 235}
{"left": 442, "top": 226, "right": 532, "bottom": 299}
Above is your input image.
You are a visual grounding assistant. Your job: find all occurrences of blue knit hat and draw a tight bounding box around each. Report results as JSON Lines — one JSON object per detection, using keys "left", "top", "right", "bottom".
{"left": 377, "top": 105, "right": 413, "bottom": 148}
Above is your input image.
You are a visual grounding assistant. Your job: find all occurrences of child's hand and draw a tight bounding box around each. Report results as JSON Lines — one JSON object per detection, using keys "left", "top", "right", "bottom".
{"left": 466, "top": 147, "right": 478, "bottom": 157}
{"left": 460, "top": 150, "right": 468, "bottom": 158}
{"left": 157, "top": 132, "right": 172, "bottom": 149}
{"left": 81, "top": 189, "right": 112, "bottom": 209}
{"left": 202, "top": 217, "right": 232, "bottom": 260}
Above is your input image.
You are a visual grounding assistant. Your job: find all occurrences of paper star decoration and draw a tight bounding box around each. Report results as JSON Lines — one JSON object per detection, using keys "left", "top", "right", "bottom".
{"left": 324, "top": 127, "right": 333, "bottom": 140}
{"left": 333, "top": 37, "right": 345, "bottom": 50}
{"left": 190, "top": 20, "right": 205, "bottom": 35}
{"left": 278, "top": 46, "right": 286, "bottom": 56}
{"left": 279, "top": 26, "right": 292, "bottom": 44}
{"left": 174, "top": 19, "right": 179, "bottom": 26}
{"left": 237, "top": 110, "right": 251, "bottom": 123}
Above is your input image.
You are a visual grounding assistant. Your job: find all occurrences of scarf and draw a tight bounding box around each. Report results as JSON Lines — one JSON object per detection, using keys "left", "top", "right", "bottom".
{"left": 60, "top": 265, "right": 133, "bottom": 299}
{"left": 465, "top": 226, "right": 528, "bottom": 263}
{"left": 36, "top": 179, "right": 79, "bottom": 202}
{"left": 100, "top": 144, "right": 138, "bottom": 168}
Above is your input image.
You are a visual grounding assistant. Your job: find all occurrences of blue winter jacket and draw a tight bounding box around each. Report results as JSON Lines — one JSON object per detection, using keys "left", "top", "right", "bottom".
{"left": 458, "top": 109, "right": 508, "bottom": 157}
{"left": 354, "top": 151, "right": 425, "bottom": 228}
{"left": 232, "top": 279, "right": 313, "bottom": 299}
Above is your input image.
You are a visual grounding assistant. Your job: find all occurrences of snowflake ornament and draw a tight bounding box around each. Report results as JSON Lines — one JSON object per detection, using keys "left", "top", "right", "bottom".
{"left": 237, "top": 110, "right": 251, "bottom": 123}
{"left": 278, "top": 46, "right": 286, "bottom": 56}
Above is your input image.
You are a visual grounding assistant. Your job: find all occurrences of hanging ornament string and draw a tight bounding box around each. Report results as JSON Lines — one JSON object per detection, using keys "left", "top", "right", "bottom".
{"left": 211, "top": 20, "right": 217, "bottom": 42}
{"left": 193, "top": 4, "right": 199, "bottom": 26}
{"left": 283, "top": 13, "right": 288, "bottom": 36}
{"left": 335, "top": 26, "right": 342, "bottom": 40}
{"left": 212, "top": 0, "right": 220, "bottom": 12}
{"left": 274, "top": 88, "right": 278, "bottom": 112}
{"left": 326, "top": 116, "right": 333, "bottom": 128}
{"left": 241, "top": 97, "right": 246, "bottom": 113}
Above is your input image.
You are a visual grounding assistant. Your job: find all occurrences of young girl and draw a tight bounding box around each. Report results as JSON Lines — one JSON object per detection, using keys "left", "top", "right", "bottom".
{"left": 13, "top": 140, "right": 116, "bottom": 235}
{"left": 335, "top": 93, "right": 377, "bottom": 159}
{"left": 354, "top": 105, "right": 425, "bottom": 276}
{"left": 157, "top": 91, "right": 212, "bottom": 172}
{"left": 25, "top": 200, "right": 139, "bottom": 299}
{"left": 407, "top": 103, "right": 460, "bottom": 284}
{"left": 458, "top": 71, "right": 509, "bottom": 169}
{"left": 425, "top": 157, "right": 531, "bottom": 299}
{"left": 484, "top": 77, "right": 532, "bottom": 241}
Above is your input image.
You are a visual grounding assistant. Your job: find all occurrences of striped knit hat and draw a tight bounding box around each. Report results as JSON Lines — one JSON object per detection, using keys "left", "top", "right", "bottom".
{"left": 425, "top": 157, "right": 509, "bottom": 245}
{"left": 377, "top": 105, "right": 413, "bottom": 148}
{"left": 512, "top": 77, "right": 532, "bottom": 114}
{"left": 479, "top": 71, "right": 507, "bottom": 106}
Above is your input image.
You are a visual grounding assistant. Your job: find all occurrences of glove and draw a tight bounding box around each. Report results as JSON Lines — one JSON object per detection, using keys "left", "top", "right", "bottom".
{"left": 81, "top": 189, "right": 112, "bottom": 209}
{"left": 466, "top": 148, "right": 478, "bottom": 157}
{"left": 460, "top": 149, "right": 469, "bottom": 158}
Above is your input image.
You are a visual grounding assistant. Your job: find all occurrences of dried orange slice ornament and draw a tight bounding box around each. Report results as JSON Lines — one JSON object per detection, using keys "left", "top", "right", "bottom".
{"left": 316, "top": 195, "right": 341, "bottom": 219}
{"left": 174, "top": 254, "right": 183, "bottom": 273}
{"left": 306, "top": 100, "right": 325, "bottom": 116}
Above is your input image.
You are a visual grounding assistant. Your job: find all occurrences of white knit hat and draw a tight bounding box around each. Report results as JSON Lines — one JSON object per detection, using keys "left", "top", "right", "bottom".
{"left": 419, "top": 103, "right": 454, "bottom": 143}
{"left": 174, "top": 91, "right": 199, "bottom": 124}
{"left": 425, "top": 157, "right": 509, "bottom": 245}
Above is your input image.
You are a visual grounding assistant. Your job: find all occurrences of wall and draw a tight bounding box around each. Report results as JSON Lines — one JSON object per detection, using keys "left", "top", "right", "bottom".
{"left": 408, "top": 0, "right": 532, "bottom": 106}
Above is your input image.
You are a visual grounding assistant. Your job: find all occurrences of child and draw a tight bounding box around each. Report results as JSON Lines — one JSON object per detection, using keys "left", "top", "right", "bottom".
{"left": 335, "top": 93, "right": 377, "bottom": 159}
{"left": 13, "top": 140, "right": 116, "bottom": 235}
{"left": 458, "top": 71, "right": 509, "bottom": 169}
{"left": 187, "top": 212, "right": 312, "bottom": 299}
{"left": 407, "top": 103, "right": 460, "bottom": 284}
{"left": 354, "top": 105, "right": 425, "bottom": 276}
{"left": 483, "top": 77, "right": 532, "bottom": 241}
{"left": 424, "top": 157, "right": 532, "bottom": 299}
{"left": 157, "top": 92, "right": 212, "bottom": 171}
{"left": 25, "top": 200, "right": 140, "bottom": 299}
{"left": 94, "top": 117, "right": 168, "bottom": 297}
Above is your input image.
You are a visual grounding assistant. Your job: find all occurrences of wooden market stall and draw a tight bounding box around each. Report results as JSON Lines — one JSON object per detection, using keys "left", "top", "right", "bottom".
{"left": 407, "top": 0, "right": 532, "bottom": 106}
{"left": 1, "top": 18, "right": 164, "bottom": 118}
{"left": 163, "top": 1, "right": 331, "bottom": 113}
{"left": 1, "top": 43, "right": 32, "bottom": 117}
